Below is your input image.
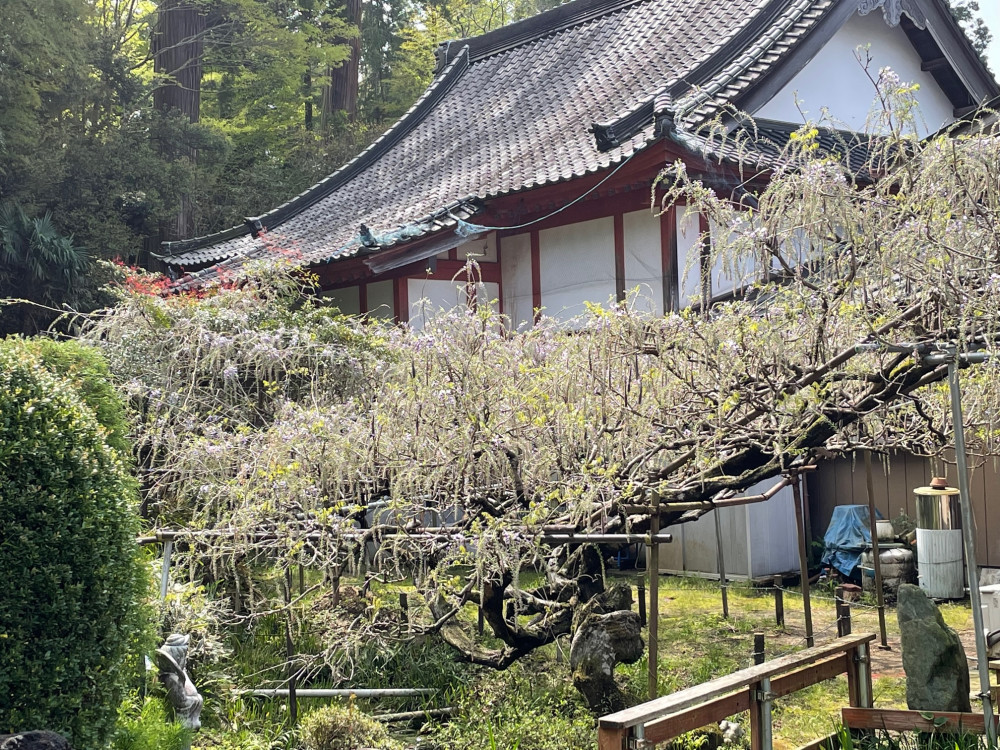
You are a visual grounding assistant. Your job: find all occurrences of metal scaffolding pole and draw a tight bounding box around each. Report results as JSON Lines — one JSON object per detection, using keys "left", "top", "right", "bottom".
{"left": 927, "top": 350, "right": 997, "bottom": 744}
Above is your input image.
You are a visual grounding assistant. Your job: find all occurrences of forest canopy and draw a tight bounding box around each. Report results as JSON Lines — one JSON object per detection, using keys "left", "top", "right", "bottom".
{"left": 0, "top": 0, "right": 560, "bottom": 274}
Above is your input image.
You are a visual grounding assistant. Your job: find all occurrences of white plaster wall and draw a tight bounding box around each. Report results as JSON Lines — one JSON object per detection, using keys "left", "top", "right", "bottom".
{"left": 407, "top": 278, "right": 468, "bottom": 330}
{"left": 500, "top": 233, "right": 534, "bottom": 329}
{"left": 676, "top": 206, "right": 703, "bottom": 308}
{"left": 539, "top": 217, "right": 615, "bottom": 323}
{"left": 439, "top": 233, "right": 499, "bottom": 262}
{"left": 777, "top": 227, "right": 814, "bottom": 273}
{"left": 322, "top": 285, "right": 361, "bottom": 316}
{"left": 623, "top": 209, "right": 664, "bottom": 316}
{"left": 458, "top": 232, "right": 498, "bottom": 262}
{"left": 366, "top": 280, "right": 394, "bottom": 320}
{"left": 476, "top": 282, "right": 501, "bottom": 315}
{"left": 406, "top": 278, "right": 499, "bottom": 329}
{"left": 753, "top": 13, "right": 956, "bottom": 135}
{"left": 710, "top": 218, "right": 758, "bottom": 299}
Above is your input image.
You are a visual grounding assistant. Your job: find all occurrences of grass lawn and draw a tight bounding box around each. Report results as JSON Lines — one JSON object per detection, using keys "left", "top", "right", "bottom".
{"left": 616, "top": 573, "right": 976, "bottom": 749}
{"left": 171, "top": 570, "right": 977, "bottom": 750}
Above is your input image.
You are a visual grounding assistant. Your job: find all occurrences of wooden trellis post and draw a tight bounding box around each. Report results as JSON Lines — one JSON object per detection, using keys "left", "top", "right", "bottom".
{"left": 773, "top": 576, "right": 784, "bottom": 627}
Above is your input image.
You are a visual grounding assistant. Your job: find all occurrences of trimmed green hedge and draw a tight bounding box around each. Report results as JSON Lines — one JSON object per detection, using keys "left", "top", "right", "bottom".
{"left": 24, "top": 337, "right": 131, "bottom": 456}
{"left": 0, "top": 341, "right": 148, "bottom": 749}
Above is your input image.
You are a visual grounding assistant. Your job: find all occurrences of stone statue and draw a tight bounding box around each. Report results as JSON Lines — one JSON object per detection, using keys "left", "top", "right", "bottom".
{"left": 156, "top": 634, "right": 203, "bottom": 731}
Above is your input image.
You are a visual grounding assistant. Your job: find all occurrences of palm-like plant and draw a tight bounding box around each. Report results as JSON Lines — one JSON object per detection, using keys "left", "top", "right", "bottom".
{"left": 0, "top": 202, "right": 89, "bottom": 334}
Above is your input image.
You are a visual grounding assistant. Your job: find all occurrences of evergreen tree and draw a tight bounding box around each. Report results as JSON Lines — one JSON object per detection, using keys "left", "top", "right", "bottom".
{"left": 0, "top": 203, "right": 88, "bottom": 335}
{"left": 947, "top": 0, "right": 991, "bottom": 57}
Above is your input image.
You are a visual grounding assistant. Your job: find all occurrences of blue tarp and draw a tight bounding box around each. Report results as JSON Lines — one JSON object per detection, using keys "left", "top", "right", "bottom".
{"left": 821, "top": 504, "right": 883, "bottom": 577}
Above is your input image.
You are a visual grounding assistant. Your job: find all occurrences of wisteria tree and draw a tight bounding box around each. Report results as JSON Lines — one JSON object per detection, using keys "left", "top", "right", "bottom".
{"left": 83, "top": 79, "right": 1000, "bottom": 711}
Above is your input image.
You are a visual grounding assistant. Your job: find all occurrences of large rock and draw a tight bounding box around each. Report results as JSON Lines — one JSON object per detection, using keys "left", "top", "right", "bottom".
{"left": 0, "top": 732, "right": 72, "bottom": 750}
{"left": 897, "top": 583, "right": 971, "bottom": 712}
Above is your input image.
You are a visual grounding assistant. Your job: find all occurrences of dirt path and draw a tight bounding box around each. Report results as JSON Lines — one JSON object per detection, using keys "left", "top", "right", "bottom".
{"left": 759, "top": 590, "right": 981, "bottom": 688}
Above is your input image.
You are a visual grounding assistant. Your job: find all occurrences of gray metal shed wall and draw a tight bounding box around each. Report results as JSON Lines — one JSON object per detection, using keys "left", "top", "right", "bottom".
{"left": 658, "top": 478, "right": 800, "bottom": 579}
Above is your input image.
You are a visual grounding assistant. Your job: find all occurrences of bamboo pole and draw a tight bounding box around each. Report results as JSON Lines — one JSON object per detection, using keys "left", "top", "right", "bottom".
{"left": 137, "top": 528, "right": 674, "bottom": 546}
{"left": 283, "top": 567, "right": 297, "bottom": 725}
{"left": 942, "top": 353, "right": 996, "bottom": 746}
{"left": 159, "top": 540, "right": 173, "bottom": 599}
{"left": 373, "top": 708, "right": 457, "bottom": 722}
{"left": 638, "top": 577, "right": 646, "bottom": 627}
{"left": 773, "top": 575, "right": 784, "bottom": 627}
{"left": 236, "top": 688, "right": 436, "bottom": 698}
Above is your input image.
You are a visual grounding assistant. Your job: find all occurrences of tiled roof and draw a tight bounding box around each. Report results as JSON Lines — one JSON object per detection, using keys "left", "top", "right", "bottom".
{"left": 675, "top": 118, "right": 880, "bottom": 177}
{"left": 162, "top": 0, "right": 842, "bottom": 280}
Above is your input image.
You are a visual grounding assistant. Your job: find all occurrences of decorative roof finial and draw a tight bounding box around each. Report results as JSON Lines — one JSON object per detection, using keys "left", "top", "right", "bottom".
{"left": 856, "top": 0, "right": 904, "bottom": 27}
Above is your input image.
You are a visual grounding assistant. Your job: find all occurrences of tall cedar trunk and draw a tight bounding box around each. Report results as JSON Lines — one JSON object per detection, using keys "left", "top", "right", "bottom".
{"left": 325, "top": 0, "right": 361, "bottom": 122}
{"left": 152, "top": 0, "right": 204, "bottom": 242}
{"left": 152, "top": 0, "right": 204, "bottom": 121}
{"left": 304, "top": 71, "right": 314, "bottom": 131}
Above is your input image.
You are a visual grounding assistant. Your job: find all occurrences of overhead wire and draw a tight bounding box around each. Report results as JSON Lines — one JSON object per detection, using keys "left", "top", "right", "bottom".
{"left": 450, "top": 146, "right": 647, "bottom": 236}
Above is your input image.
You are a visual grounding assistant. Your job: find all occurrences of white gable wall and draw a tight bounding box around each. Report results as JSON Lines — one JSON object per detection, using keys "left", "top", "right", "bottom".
{"left": 459, "top": 233, "right": 497, "bottom": 262}
{"left": 753, "top": 13, "right": 955, "bottom": 135}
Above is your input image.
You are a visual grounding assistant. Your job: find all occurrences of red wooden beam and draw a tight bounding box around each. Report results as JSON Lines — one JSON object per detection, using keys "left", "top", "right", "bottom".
{"left": 393, "top": 277, "right": 408, "bottom": 323}
{"left": 496, "top": 234, "right": 505, "bottom": 316}
{"left": 770, "top": 654, "right": 849, "bottom": 698}
{"left": 660, "top": 204, "right": 677, "bottom": 312}
{"left": 597, "top": 726, "right": 626, "bottom": 750}
{"left": 645, "top": 691, "right": 751, "bottom": 746}
{"left": 530, "top": 229, "right": 541, "bottom": 322}
{"left": 414, "top": 260, "right": 501, "bottom": 284}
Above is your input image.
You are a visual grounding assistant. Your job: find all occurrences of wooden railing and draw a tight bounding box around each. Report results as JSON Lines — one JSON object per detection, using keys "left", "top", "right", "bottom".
{"left": 598, "top": 634, "right": 875, "bottom": 750}
{"left": 842, "top": 707, "right": 997, "bottom": 734}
